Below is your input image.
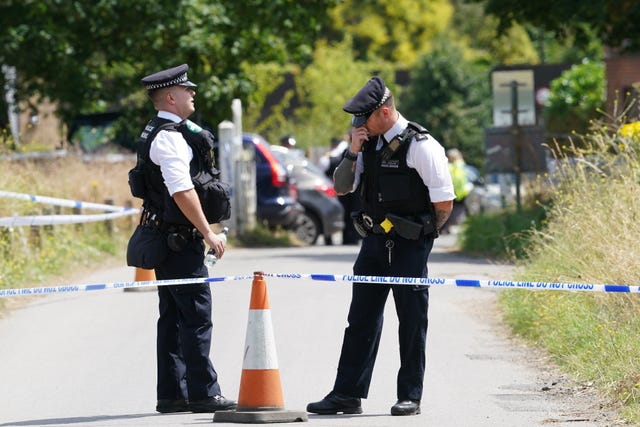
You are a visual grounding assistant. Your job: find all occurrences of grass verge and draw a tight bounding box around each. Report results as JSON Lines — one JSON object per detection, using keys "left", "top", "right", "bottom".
{"left": 462, "top": 116, "right": 640, "bottom": 424}
{"left": 0, "top": 154, "right": 298, "bottom": 313}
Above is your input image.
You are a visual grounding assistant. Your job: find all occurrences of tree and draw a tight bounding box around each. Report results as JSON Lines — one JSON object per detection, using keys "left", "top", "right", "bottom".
{"left": 242, "top": 38, "right": 391, "bottom": 149}
{"left": 325, "top": 0, "right": 454, "bottom": 66}
{"left": 448, "top": 0, "right": 539, "bottom": 66}
{"left": 400, "top": 37, "right": 492, "bottom": 169}
{"left": 0, "top": 0, "right": 337, "bottom": 140}
{"left": 467, "top": 0, "right": 640, "bottom": 53}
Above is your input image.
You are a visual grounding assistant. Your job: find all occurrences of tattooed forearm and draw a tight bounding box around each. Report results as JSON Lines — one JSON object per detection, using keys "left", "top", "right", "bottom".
{"left": 432, "top": 201, "right": 453, "bottom": 231}
{"left": 333, "top": 158, "right": 356, "bottom": 195}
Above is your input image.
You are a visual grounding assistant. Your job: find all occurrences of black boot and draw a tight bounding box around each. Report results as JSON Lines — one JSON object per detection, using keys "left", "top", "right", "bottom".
{"left": 307, "top": 393, "right": 362, "bottom": 415}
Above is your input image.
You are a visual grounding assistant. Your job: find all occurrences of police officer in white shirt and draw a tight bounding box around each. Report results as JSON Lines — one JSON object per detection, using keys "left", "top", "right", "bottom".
{"left": 307, "top": 76, "right": 454, "bottom": 417}
{"left": 138, "top": 64, "right": 236, "bottom": 414}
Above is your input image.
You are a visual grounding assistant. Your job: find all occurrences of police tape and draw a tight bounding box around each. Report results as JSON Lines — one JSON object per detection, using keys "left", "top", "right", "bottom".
{"left": 0, "top": 190, "right": 136, "bottom": 212}
{"left": 0, "top": 275, "right": 255, "bottom": 298}
{"left": 0, "top": 272, "right": 638, "bottom": 299}
{"left": 0, "top": 190, "right": 140, "bottom": 227}
{"left": 0, "top": 210, "right": 139, "bottom": 227}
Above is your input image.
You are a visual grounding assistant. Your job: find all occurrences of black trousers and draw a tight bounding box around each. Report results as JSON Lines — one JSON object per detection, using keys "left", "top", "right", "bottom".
{"left": 154, "top": 238, "right": 221, "bottom": 401}
{"left": 332, "top": 233, "right": 432, "bottom": 401}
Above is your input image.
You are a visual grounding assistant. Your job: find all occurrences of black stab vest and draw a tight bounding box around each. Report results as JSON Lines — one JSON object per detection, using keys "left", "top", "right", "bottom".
{"left": 359, "top": 124, "right": 432, "bottom": 223}
{"left": 134, "top": 116, "right": 230, "bottom": 225}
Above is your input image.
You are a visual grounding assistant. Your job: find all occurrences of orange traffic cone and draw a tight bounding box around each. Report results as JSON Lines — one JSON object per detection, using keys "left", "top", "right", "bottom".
{"left": 124, "top": 268, "right": 157, "bottom": 292}
{"left": 213, "top": 271, "right": 307, "bottom": 424}
{"left": 135, "top": 267, "right": 155, "bottom": 282}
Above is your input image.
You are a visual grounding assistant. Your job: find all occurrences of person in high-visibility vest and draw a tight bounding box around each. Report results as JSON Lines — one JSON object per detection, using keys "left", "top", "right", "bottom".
{"left": 441, "top": 148, "right": 473, "bottom": 234}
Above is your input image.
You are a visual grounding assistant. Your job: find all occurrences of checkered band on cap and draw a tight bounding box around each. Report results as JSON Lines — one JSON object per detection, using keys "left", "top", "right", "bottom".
{"left": 353, "top": 87, "right": 391, "bottom": 117}
{"left": 144, "top": 72, "right": 190, "bottom": 90}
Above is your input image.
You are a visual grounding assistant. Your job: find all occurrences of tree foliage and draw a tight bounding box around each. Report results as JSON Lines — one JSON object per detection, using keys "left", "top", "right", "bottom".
{"left": 0, "top": 0, "right": 337, "bottom": 133}
{"left": 325, "top": 0, "right": 454, "bottom": 66}
{"left": 400, "top": 37, "right": 491, "bottom": 169}
{"left": 469, "top": 0, "right": 640, "bottom": 53}
{"left": 292, "top": 39, "right": 395, "bottom": 148}
{"left": 1, "top": 0, "right": 606, "bottom": 161}
{"left": 448, "top": 0, "right": 539, "bottom": 66}
{"left": 242, "top": 38, "right": 391, "bottom": 149}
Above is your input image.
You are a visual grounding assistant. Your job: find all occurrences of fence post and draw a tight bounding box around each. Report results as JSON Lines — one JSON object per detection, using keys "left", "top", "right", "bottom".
{"left": 73, "top": 205, "right": 82, "bottom": 230}
{"left": 29, "top": 210, "right": 41, "bottom": 248}
{"left": 104, "top": 198, "right": 114, "bottom": 235}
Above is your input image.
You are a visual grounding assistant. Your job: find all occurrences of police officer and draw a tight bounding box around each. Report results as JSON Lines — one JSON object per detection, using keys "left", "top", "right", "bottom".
{"left": 137, "top": 64, "right": 236, "bottom": 414}
{"left": 307, "top": 76, "right": 454, "bottom": 416}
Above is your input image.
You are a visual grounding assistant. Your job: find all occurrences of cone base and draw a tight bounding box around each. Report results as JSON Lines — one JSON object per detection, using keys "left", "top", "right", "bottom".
{"left": 126, "top": 268, "right": 158, "bottom": 292}
{"left": 123, "top": 286, "right": 157, "bottom": 292}
{"left": 213, "top": 409, "right": 308, "bottom": 424}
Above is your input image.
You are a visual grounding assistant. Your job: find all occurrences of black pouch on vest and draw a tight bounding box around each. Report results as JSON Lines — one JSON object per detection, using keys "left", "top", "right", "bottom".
{"left": 126, "top": 224, "right": 168, "bottom": 269}
{"left": 128, "top": 167, "right": 147, "bottom": 199}
{"left": 193, "top": 172, "right": 231, "bottom": 223}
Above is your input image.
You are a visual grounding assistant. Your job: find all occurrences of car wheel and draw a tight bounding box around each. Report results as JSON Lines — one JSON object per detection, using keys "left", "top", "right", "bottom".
{"left": 294, "top": 211, "right": 320, "bottom": 245}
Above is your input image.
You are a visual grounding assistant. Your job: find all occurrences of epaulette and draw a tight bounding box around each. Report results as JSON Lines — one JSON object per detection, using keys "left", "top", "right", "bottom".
{"left": 380, "top": 121, "right": 430, "bottom": 161}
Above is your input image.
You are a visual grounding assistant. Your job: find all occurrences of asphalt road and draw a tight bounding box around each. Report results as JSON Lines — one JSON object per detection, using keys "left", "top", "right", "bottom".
{"left": 0, "top": 234, "right": 607, "bottom": 426}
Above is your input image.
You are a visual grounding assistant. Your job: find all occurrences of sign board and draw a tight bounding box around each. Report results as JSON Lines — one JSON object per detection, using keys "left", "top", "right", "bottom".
{"left": 491, "top": 70, "right": 535, "bottom": 127}
{"left": 485, "top": 126, "right": 547, "bottom": 173}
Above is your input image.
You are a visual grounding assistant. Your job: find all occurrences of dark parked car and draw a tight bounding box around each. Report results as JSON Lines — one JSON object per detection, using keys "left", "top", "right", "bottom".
{"left": 269, "top": 145, "right": 345, "bottom": 245}
{"left": 242, "top": 133, "right": 303, "bottom": 230}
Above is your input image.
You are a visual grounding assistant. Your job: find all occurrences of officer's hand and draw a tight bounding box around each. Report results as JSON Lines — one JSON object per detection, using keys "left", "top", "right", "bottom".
{"left": 205, "top": 231, "right": 225, "bottom": 259}
{"left": 350, "top": 126, "right": 368, "bottom": 153}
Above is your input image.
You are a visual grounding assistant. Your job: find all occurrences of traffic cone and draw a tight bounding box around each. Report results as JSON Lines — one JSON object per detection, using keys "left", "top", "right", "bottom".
{"left": 135, "top": 267, "right": 155, "bottom": 282}
{"left": 124, "top": 268, "right": 157, "bottom": 292}
{"left": 213, "top": 271, "right": 308, "bottom": 424}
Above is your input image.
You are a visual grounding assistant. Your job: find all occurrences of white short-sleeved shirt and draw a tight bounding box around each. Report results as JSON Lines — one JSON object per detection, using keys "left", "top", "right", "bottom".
{"left": 148, "top": 111, "right": 194, "bottom": 197}
{"left": 351, "top": 114, "right": 455, "bottom": 203}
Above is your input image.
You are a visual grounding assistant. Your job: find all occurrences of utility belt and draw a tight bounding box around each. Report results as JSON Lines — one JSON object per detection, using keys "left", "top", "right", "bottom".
{"left": 351, "top": 211, "right": 437, "bottom": 240}
{"left": 163, "top": 223, "right": 203, "bottom": 252}
{"left": 140, "top": 207, "right": 203, "bottom": 251}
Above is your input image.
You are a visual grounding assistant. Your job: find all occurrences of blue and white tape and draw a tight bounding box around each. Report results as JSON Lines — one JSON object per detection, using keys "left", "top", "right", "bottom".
{"left": 0, "top": 190, "right": 136, "bottom": 212}
{"left": 0, "top": 275, "right": 254, "bottom": 298}
{"left": 0, "top": 273, "right": 638, "bottom": 299}
{"left": 0, "top": 190, "right": 140, "bottom": 227}
{"left": 271, "top": 274, "right": 638, "bottom": 293}
{"left": 0, "top": 210, "right": 138, "bottom": 227}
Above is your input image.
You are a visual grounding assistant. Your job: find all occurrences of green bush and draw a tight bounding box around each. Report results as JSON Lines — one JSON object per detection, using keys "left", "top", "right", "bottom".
{"left": 544, "top": 60, "right": 605, "bottom": 136}
{"left": 458, "top": 205, "right": 546, "bottom": 259}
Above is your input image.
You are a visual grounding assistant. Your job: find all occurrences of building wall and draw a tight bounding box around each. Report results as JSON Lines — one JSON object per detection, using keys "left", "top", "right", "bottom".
{"left": 605, "top": 53, "right": 640, "bottom": 119}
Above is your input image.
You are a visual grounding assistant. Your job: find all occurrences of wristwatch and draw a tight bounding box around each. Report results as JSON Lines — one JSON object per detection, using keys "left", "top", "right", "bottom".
{"left": 343, "top": 150, "right": 358, "bottom": 161}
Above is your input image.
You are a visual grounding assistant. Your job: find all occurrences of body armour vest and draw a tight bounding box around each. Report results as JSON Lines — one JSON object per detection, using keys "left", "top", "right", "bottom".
{"left": 359, "top": 123, "right": 432, "bottom": 223}
{"left": 130, "top": 116, "right": 231, "bottom": 225}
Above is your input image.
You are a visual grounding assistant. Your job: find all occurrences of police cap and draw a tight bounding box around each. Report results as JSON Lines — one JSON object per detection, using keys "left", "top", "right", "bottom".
{"left": 343, "top": 76, "right": 391, "bottom": 127}
{"left": 141, "top": 64, "right": 197, "bottom": 91}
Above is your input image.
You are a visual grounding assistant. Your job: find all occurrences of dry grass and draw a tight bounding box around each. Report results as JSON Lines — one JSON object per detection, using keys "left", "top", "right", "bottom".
{"left": 0, "top": 154, "right": 138, "bottom": 311}
{"left": 0, "top": 154, "right": 139, "bottom": 215}
{"left": 500, "top": 115, "right": 640, "bottom": 423}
